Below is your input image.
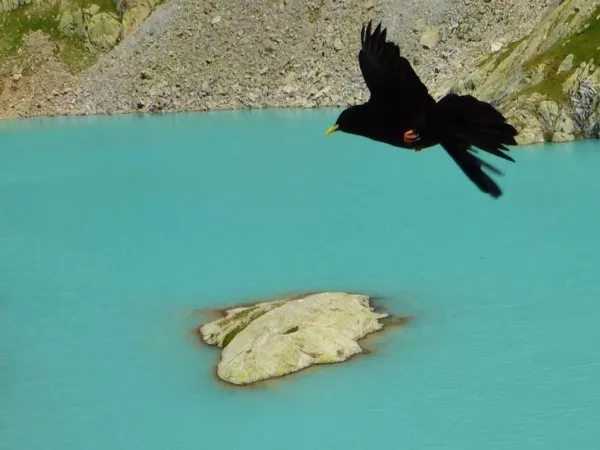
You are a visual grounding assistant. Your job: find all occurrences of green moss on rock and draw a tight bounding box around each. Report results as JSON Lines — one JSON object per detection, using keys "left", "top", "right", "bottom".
{"left": 216, "top": 303, "right": 284, "bottom": 348}
{"left": 516, "top": 68, "right": 572, "bottom": 104}
{"left": 495, "top": 36, "right": 527, "bottom": 68}
{"left": 0, "top": 0, "right": 162, "bottom": 73}
{"left": 222, "top": 323, "right": 246, "bottom": 348}
{"left": 513, "top": 6, "right": 600, "bottom": 103}
{"left": 1, "top": 1, "right": 97, "bottom": 72}
{"left": 0, "top": 2, "right": 61, "bottom": 59}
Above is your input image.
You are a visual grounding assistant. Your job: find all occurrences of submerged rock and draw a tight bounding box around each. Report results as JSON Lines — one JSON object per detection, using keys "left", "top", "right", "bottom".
{"left": 198, "top": 292, "right": 407, "bottom": 386}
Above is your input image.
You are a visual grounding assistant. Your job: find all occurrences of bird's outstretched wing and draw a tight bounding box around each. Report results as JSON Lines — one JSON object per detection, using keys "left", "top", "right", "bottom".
{"left": 359, "top": 20, "right": 434, "bottom": 106}
{"left": 442, "top": 141, "right": 505, "bottom": 198}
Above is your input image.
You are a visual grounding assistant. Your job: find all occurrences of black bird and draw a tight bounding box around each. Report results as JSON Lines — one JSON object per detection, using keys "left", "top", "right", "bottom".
{"left": 324, "top": 20, "right": 518, "bottom": 198}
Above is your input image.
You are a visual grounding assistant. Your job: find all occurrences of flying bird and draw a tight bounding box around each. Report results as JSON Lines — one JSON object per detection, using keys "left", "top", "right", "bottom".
{"left": 325, "top": 20, "right": 518, "bottom": 198}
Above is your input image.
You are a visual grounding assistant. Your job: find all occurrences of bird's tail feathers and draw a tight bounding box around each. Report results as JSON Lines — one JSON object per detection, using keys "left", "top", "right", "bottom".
{"left": 433, "top": 93, "right": 518, "bottom": 198}
{"left": 434, "top": 93, "right": 518, "bottom": 162}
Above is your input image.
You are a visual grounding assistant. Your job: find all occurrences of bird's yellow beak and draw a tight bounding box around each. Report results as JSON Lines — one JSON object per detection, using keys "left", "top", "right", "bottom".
{"left": 324, "top": 124, "right": 339, "bottom": 136}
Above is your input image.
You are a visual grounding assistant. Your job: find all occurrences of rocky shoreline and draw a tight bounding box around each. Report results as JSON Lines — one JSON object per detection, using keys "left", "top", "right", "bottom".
{"left": 2, "top": 0, "right": 552, "bottom": 127}
{"left": 5, "top": 0, "right": 599, "bottom": 147}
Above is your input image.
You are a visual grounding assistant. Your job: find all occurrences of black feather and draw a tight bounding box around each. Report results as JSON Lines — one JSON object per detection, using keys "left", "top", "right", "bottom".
{"left": 326, "top": 20, "right": 519, "bottom": 199}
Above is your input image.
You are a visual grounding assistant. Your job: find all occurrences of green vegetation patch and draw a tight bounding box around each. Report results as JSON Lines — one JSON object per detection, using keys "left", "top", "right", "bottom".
{"left": 0, "top": 2, "right": 62, "bottom": 59}
{"left": 475, "top": 35, "right": 527, "bottom": 76}
{"left": 73, "top": 0, "right": 119, "bottom": 14}
{"left": 524, "top": 7, "right": 600, "bottom": 72}
{"left": 218, "top": 306, "right": 261, "bottom": 328}
{"left": 222, "top": 323, "right": 247, "bottom": 348}
{"left": 218, "top": 306, "right": 272, "bottom": 348}
{"left": 495, "top": 36, "right": 527, "bottom": 68}
{"left": 515, "top": 66, "right": 572, "bottom": 104}
{"left": 0, "top": 0, "right": 120, "bottom": 73}
{"left": 513, "top": 6, "right": 600, "bottom": 103}
{"left": 217, "top": 300, "right": 288, "bottom": 348}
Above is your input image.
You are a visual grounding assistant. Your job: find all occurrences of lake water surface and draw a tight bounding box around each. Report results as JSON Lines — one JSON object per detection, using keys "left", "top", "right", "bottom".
{"left": 1, "top": 109, "right": 600, "bottom": 450}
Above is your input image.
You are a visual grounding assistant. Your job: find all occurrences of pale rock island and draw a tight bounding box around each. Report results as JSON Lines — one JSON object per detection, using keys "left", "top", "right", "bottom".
{"left": 198, "top": 291, "right": 409, "bottom": 386}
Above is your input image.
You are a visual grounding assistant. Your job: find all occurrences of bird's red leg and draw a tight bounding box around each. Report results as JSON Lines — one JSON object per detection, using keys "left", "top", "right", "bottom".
{"left": 403, "top": 129, "right": 421, "bottom": 147}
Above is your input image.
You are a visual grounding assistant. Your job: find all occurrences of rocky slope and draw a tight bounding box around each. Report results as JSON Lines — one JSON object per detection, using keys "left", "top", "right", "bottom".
{"left": 451, "top": 0, "right": 600, "bottom": 145}
{"left": 0, "top": 0, "right": 162, "bottom": 117}
{"left": 2, "top": 0, "right": 552, "bottom": 122}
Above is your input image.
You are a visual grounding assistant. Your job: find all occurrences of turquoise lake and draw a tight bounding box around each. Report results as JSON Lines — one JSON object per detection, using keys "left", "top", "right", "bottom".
{"left": 1, "top": 108, "right": 600, "bottom": 449}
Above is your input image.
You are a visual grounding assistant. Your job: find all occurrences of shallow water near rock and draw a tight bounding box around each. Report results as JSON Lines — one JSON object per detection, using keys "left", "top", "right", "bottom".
{"left": 1, "top": 109, "right": 600, "bottom": 449}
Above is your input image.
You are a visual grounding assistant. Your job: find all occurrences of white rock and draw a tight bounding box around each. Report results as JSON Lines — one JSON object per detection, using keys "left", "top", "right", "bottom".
{"left": 557, "top": 54, "right": 574, "bottom": 75}
{"left": 490, "top": 41, "right": 503, "bottom": 53}
{"left": 198, "top": 292, "right": 403, "bottom": 385}
{"left": 420, "top": 26, "right": 440, "bottom": 50}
